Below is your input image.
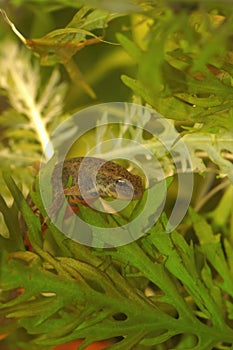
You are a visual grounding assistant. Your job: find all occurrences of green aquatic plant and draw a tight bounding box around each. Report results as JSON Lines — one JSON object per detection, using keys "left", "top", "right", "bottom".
{"left": 0, "top": 1, "right": 233, "bottom": 349}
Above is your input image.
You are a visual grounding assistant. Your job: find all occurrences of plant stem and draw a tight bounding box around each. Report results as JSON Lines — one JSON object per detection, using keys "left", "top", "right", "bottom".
{"left": 13, "top": 69, "right": 54, "bottom": 160}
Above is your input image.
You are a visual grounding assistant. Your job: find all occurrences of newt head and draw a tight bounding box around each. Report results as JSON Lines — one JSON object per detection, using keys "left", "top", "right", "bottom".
{"left": 95, "top": 160, "right": 144, "bottom": 201}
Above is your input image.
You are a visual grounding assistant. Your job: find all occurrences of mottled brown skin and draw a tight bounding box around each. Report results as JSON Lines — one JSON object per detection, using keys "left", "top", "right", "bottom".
{"left": 51, "top": 157, "right": 144, "bottom": 211}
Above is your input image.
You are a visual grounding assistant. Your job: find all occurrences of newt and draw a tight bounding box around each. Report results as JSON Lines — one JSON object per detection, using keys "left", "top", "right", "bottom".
{"left": 23, "top": 157, "right": 144, "bottom": 250}
{"left": 51, "top": 156, "right": 144, "bottom": 213}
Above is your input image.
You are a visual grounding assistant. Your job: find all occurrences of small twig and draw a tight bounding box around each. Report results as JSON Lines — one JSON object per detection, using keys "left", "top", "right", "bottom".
{"left": 0, "top": 9, "right": 26, "bottom": 44}
{"left": 194, "top": 178, "right": 230, "bottom": 212}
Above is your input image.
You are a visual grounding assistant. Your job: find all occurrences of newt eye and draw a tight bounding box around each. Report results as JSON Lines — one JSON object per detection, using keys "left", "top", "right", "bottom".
{"left": 115, "top": 178, "right": 126, "bottom": 185}
{"left": 90, "top": 191, "right": 98, "bottom": 197}
{"left": 115, "top": 178, "right": 132, "bottom": 188}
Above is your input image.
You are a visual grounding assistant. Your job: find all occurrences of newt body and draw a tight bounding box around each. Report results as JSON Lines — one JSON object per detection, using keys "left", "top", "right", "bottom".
{"left": 51, "top": 157, "right": 144, "bottom": 210}
{"left": 23, "top": 157, "right": 144, "bottom": 250}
